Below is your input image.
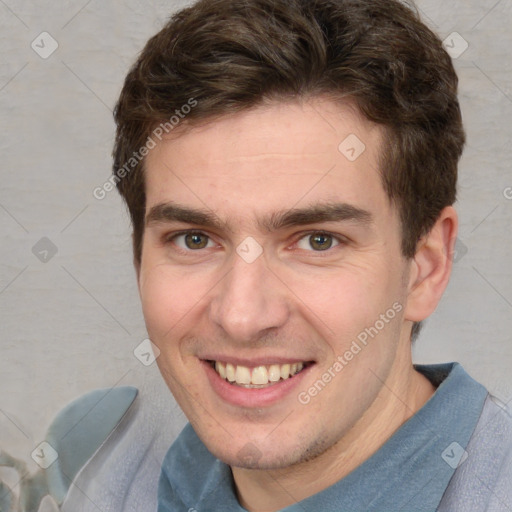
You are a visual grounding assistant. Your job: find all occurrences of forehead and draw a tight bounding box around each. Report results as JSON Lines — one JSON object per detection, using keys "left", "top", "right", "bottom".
{"left": 143, "top": 97, "right": 393, "bottom": 229}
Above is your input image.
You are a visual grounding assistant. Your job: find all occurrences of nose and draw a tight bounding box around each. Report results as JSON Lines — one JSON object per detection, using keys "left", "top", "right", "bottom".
{"left": 208, "top": 248, "right": 290, "bottom": 344}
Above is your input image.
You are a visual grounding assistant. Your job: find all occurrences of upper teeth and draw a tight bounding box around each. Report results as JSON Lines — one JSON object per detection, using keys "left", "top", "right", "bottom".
{"left": 214, "top": 361, "right": 304, "bottom": 387}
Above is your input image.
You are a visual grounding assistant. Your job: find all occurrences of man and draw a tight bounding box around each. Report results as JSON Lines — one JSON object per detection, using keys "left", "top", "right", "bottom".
{"left": 108, "top": 0, "right": 512, "bottom": 510}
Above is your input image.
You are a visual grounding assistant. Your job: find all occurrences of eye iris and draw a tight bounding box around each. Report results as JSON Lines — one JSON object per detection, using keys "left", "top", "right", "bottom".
{"left": 310, "top": 233, "right": 332, "bottom": 251}
{"left": 185, "top": 233, "right": 208, "bottom": 249}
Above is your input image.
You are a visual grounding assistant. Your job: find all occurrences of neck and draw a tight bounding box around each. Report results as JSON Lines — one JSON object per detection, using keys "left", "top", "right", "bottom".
{"left": 232, "top": 354, "right": 436, "bottom": 512}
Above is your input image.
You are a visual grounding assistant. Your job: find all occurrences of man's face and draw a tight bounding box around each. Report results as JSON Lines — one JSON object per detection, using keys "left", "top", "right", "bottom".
{"left": 138, "top": 98, "right": 414, "bottom": 469}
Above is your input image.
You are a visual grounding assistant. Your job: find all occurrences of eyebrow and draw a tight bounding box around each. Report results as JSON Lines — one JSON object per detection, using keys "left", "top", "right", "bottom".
{"left": 145, "top": 201, "right": 373, "bottom": 233}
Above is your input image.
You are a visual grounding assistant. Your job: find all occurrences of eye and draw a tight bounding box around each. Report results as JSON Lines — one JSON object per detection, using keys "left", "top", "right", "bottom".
{"left": 168, "top": 231, "right": 216, "bottom": 251}
{"left": 295, "top": 232, "right": 342, "bottom": 252}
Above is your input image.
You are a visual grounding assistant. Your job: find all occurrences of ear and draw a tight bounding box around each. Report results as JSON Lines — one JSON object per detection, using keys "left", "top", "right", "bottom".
{"left": 404, "top": 206, "right": 458, "bottom": 323}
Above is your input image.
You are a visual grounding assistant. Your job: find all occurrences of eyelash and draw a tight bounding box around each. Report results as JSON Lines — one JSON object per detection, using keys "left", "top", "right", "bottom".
{"left": 164, "top": 230, "right": 347, "bottom": 255}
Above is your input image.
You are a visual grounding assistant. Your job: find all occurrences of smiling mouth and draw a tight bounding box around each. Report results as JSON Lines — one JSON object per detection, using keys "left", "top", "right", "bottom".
{"left": 207, "top": 360, "right": 313, "bottom": 388}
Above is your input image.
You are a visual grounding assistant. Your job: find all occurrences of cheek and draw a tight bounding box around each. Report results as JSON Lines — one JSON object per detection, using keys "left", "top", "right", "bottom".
{"left": 139, "top": 262, "right": 198, "bottom": 340}
{"left": 290, "top": 263, "right": 397, "bottom": 336}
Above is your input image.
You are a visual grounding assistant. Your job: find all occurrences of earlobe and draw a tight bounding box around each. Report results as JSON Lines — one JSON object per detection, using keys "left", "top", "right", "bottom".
{"left": 404, "top": 206, "right": 458, "bottom": 323}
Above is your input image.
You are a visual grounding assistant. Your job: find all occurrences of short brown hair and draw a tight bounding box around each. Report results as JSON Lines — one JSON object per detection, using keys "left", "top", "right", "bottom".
{"left": 113, "top": 0, "right": 465, "bottom": 341}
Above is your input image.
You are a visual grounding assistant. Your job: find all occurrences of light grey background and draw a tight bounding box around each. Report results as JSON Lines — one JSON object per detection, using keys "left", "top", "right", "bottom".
{"left": 1, "top": 0, "right": 511, "bottom": 500}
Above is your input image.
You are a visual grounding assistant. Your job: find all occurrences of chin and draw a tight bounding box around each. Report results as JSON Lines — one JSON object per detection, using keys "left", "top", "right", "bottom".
{"left": 202, "top": 428, "right": 328, "bottom": 471}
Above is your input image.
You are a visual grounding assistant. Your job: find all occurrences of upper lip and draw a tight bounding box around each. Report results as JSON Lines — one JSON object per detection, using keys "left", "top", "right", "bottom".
{"left": 200, "top": 355, "right": 315, "bottom": 367}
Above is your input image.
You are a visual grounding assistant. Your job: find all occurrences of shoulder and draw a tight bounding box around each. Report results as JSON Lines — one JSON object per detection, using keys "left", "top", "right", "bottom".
{"left": 438, "top": 394, "right": 512, "bottom": 511}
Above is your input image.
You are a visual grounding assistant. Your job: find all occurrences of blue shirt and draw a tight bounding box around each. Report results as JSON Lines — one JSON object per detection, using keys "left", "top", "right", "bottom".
{"left": 158, "top": 362, "right": 488, "bottom": 511}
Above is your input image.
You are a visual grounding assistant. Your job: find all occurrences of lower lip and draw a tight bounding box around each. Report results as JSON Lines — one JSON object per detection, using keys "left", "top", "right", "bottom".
{"left": 202, "top": 361, "right": 313, "bottom": 408}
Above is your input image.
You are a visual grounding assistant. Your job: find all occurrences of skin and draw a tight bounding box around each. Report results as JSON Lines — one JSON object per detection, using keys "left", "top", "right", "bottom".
{"left": 136, "top": 97, "right": 457, "bottom": 512}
